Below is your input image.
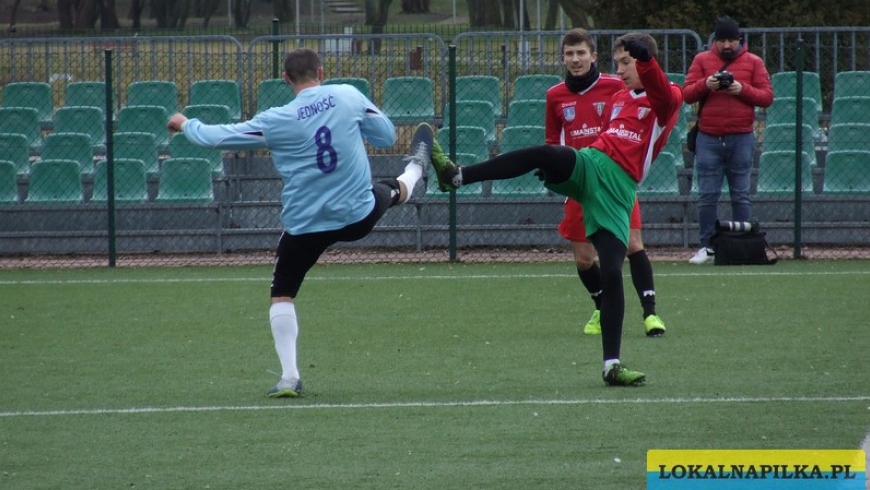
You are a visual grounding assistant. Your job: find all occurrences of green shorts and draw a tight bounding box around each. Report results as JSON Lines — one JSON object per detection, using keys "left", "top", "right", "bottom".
{"left": 545, "top": 148, "right": 637, "bottom": 246}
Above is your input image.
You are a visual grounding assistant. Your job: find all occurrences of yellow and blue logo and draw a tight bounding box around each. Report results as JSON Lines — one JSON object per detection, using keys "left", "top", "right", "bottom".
{"left": 648, "top": 450, "right": 866, "bottom": 489}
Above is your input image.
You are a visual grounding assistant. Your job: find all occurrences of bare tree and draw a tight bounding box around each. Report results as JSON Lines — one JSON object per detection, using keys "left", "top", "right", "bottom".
{"left": 466, "top": 0, "right": 501, "bottom": 27}
{"left": 555, "top": 0, "right": 590, "bottom": 29}
{"left": 194, "top": 0, "right": 221, "bottom": 26}
{"left": 371, "top": 0, "right": 393, "bottom": 31}
{"left": 127, "top": 0, "right": 144, "bottom": 28}
{"left": 9, "top": 0, "right": 52, "bottom": 31}
{"left": 272, "top": 0, "right": 294, "bottom": 23}
{"left": 56, "top": 0, "right": 77, "bottom": 28}
{"left": 232, "top": 0, "right": 251, "bottom": 27}
{"left": 400, "top": 0, "right": 428, "bottom": 14}
{"left": 52, "top": 0, "right": 120, "bottom": 29}
{"left": 544, "top": 0, "right": 558, "bottom": 30}
{"left": 364, "top": 0, "right": 376, "bottom": 24}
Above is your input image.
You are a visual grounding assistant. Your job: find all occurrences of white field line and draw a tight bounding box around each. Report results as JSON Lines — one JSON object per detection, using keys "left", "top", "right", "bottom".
{"left": 1, "top": 395, "right": 868, "bottom": 419}
{"left": 1, "top": 269, "right": 869, "bottom": 286}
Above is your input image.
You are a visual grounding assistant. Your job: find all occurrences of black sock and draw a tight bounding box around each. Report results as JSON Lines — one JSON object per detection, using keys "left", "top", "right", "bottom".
{"left": 628, "top": 249, "right": 657, "bottom": 318}
{"left": 577, "top": 263, "right": 603, "bottom": 310}
{"left": 589, "top": 230, "right": 627, "bottom": 361}
{"left": 461, "top": 145, "right": 576, "bottom": 185}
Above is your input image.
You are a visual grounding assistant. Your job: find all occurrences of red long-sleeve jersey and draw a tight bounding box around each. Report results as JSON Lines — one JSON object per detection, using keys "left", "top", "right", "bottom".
{"left": 589, "top": 58, "right": 683, "bottom": 183}
{"left": 545, "top": 74, "right": 624, "bottom": 149}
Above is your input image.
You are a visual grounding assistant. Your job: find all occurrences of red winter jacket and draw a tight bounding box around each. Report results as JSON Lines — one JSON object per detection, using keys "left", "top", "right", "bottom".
{"left": 683, "top": 44, "right": 773, "bottom": 136}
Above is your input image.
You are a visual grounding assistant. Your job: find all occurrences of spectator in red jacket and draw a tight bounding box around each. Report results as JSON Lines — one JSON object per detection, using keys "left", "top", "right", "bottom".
{"left": 683, "top": 16, "right": 773, "bottom": 264}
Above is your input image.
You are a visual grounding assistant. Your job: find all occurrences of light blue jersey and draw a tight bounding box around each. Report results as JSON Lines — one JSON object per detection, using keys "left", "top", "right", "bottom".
{"left": 182, "top": 83, "right": 396, "bottom": 234}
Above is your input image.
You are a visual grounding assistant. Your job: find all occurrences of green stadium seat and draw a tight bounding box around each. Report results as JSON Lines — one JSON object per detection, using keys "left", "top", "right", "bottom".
{"left": 91, "top": 158, "right": 149, "bottom": 203}
{"left": 25, "top": 159, "right": 83, "bottom": 203}
{"left": 491, "top": 124, "right": 547, "bottom": 197}
{"left": 182, "top": 104, "right": 232, "bottom": 124}
{"left": 0, "top": 160, "right": 19, "bottom": 204}
{"left": 834, "top": 71, "right": 870, "bottom": 100}
{"left": 64, "top": 81, "right": 108, "bottom": 113}
{"left": 117, "top": 105, "right": 170, "bottom": 149}
{"left": 40, "top": 132, "right": 94, "bottom": 176}
{"left": 256, "top": 78, "right": 295, "bottom": 113}
{"left": 437, "top": 125, "right": 489, "bottom": 162}
{"left": 190, "top": 79, "right": 242, "bottom": 121}
{"left": 443, "top": 100, "right": 496, "bottom": 144}
{"left": 0, "top": 133, "right": 31, "bottom": 176}
{"left": 506, "top": 100, "right": 546, "bottom": 128}
{"left": 382, "top": 76, "right": 435, "bottom": 122}
{"left": 830, "top": 96, "right": 870, "bottom": 126}
{"left": 672, "top": 103, "right": 690, "bottom": 141}
{"left": 54, "top": 106, "right": 106, "bottom": 151}
{"left": 114, "top": 132, "right": 160, "bottom": 178}
{"left": 761, "top": 123, "right": 816, "bottom": 166}
{"left": 756, "top": 150, "right": 813, "bottom": 194}
{"left": 498, "top": 125, "right": 544, "bottom": 153}
{"left": 765, "top": 96, "right": 820, "bottom": 138}
{"left": 771, "top": 71, "right": 822, "bottom": 112}
{"left": 638, "top": 151, "right": 680, "bottom": 195}
{"left": 155, "top": 157, "right": 214, "bottom": 203}
{"left": 323, "top": 77, "right": 371, "bottom": 100}
{"left": 456, "top": 75, "right": 503, "bottom": 118}
{"left": 662, "top": 124, "right": 685, "bottom": 159}
{"left": 511, "top": 74, "right": 561, "bottom": 103}
{"left": 823, "top": 150, "right": 870, "bottom": 193}
{"left": 127, "top": 80, "right": 178, "bottom": 116}
{"left": 169, "top": 132, "right": 223, "bottom": 177}
{"left": 827, "top": 123, "right": 870, "bottom": 153}
{"left": 0, "top": 107, "right": 42, "bottom": 149}
{"left": 2, "top": 82, "right": 54, "bottom": 126}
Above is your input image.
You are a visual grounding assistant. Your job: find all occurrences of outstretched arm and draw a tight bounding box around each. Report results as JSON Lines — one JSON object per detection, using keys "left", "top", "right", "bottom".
{"left": 167, "top": 112, "right": 269, "bottom": 150}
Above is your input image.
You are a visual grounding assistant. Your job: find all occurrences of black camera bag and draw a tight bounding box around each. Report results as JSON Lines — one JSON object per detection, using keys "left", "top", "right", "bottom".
{"left": 710, "top": 221, "right": 778, "bottom": 265}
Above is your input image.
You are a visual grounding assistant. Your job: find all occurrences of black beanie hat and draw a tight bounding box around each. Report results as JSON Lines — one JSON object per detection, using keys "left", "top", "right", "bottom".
{"left": 714, "top": 16, "right": 740, "bottom": 40}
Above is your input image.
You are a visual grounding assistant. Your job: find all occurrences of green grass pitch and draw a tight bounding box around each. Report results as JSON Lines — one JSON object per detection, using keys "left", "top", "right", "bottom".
{"left": 1, "top": 260, "right": 868, "bottom": 489}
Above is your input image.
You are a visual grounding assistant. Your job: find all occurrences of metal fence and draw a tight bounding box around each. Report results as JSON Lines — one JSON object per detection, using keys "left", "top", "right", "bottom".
{"left": 0, "top": 28, "right": 868, "bottom": 267}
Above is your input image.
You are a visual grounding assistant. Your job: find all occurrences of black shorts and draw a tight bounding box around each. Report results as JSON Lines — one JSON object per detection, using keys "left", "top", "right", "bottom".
{"left": 270, "top": 179, "right": 399, "bottom": 298}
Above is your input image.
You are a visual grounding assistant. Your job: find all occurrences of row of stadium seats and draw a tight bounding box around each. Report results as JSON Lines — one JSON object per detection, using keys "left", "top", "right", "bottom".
{"left": 0, "top": 74, "right": 569, "bottom": 124}
{"left": 3, "top": 146, "right": 866, "bottom": 205}
{"left": 0, "top": 157, "right": 216, "bottom": 205}
{"left": 5, "top": 73, "right": 867, "bottom": 157}
{"left": 0, "top": 131, "right": 224, "bottom": 179}
{"left": 6, "top": 70, "right": 870, "bottom": 124}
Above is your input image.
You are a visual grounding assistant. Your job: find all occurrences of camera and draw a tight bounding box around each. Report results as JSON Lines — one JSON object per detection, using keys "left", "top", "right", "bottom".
{"left": 713, "top": 70, "right": 734, "bottom": 90}
{"left": 716, "top": 220, "right": 756, "bottom": 232}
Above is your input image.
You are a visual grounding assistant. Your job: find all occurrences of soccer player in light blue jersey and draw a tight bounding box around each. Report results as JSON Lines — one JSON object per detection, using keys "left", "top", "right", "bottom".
{"left": 168, "top": 48, "right": 433, "bottom": 397}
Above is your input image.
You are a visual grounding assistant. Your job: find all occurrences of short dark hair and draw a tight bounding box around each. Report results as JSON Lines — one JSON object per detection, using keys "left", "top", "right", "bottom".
{"left": 561, "top": 28, "right": 596, "bottom": 53}
{"left": 613, "top": 32, "right": 659, "bottom": 59}
{"left": 283, "top": 48, "right": 320, "bottom": 84}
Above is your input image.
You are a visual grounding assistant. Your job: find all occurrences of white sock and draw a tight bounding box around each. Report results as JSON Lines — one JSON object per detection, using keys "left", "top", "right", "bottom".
{"left": 604, "top": 358, "right": 620, "bottom": 373}
{"left": 396, "top": 160, "right": 423, "bottom": 201}
{"left": 269, "top": 302, "right": 299, "bottom": 381}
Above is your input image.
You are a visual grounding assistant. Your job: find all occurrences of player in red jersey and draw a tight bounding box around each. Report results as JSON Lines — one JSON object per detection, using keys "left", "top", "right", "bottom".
{"left": 428, "top": 33, "right": 683, "bottom": 386}
{"left": 545, "top": 28, "right": 666, "bottom": 338}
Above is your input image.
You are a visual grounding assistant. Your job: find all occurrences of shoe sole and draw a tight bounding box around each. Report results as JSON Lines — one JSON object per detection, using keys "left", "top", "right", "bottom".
{"left": 410, "top": 123, "right": 434, "bottom": 166}
{"left": 646, "top": 328, "right": 666, "bottom": 337}
{"left": 267, "top": 388, "right": 302, "bottom": 398}
{"left": 605, "top": 376, "right": 646, "bottom": 387}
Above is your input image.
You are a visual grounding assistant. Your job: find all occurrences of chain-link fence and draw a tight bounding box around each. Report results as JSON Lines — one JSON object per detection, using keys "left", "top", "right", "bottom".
{"left": 0, "top": 28, "right": 868, "bottom": 267}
